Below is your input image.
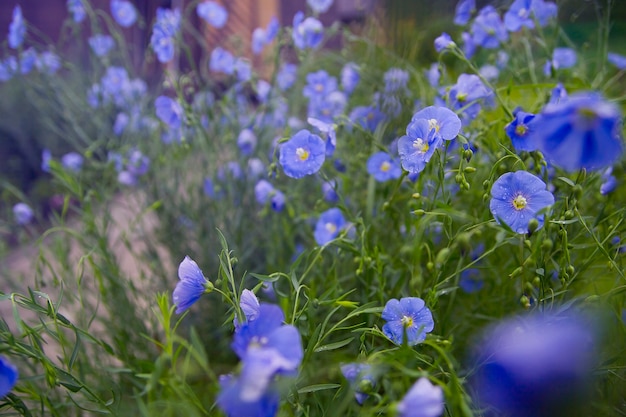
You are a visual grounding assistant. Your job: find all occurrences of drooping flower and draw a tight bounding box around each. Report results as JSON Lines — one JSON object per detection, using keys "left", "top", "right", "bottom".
{"left": 411, "top": 106, "right": 462, "bottom": 141}
{"left": 13, "top": 203, "right": 33, "bottom": 225}
{"left": 471, "top": 310, "right": 597, "bottom": 417}
{"left": 292, "top": 12, "right": 324, "bottom": 50}
{"left": 88, "top": 34, "right": 115, "bottom": 57}
{"left": 367, "top": 152, "right": 402, "bottom": 182}
{"left": 111, "top": 0, "right": 137, "bottom": 28}
{"left": 197, "top": 1, "right": 228, "bottom": 28}
{"left": 341, "top": 363, "right": 375, "bottom": 405}
{"left": 172, "top": 256, "right": 211, "bottom": 314}
{"left": 397, "top": 119, "right": 441, "bottom": 174}
{"left": 308, "top": 117, "right": 337, "bottom": 156}
{"left": 396, "top": 377, "right": 444, "bottom": 417}
{"left": 67, "top": 0, "right": 86, "bottom": 23}
{"left": 505, "top": 110, "right": 537, "bottom": 151}
{"left": 307, "top": 0, "right": 334, "bottom": 14}
{"left": 490, "top": 171, "right": 554, "bottom": 234}
{"left": 382, "top": 297, "right": 434, "bottom": 346}
{"left": 453, "top": 0, "right": 475, "bottom": 25}
{"left": 0, "top": 356, "right": 18, "bottom": 397}
{"left": 434, "top": 33, "right": 455, "bottom": 53}
{"left": 525, "top": 92, "right": 623, "bottom": 171}
{"left": 9, "top": 5, "right": 26, "bottom": 49}
{"left": 471, "top": 6, "right": 508, "bottom": 49}
{"left": 314, "top": 208, "right": 345, "bottom": 245}
{"left": 279, "top": 129, "right": 326, "bottom": 179}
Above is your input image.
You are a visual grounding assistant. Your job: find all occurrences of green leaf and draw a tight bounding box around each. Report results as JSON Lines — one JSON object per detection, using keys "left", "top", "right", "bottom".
{"left": 314, "top": 337, "right": 354, "bottom": 352}
{"left": 297, "top": 384, "right": 341, "bottom": 394}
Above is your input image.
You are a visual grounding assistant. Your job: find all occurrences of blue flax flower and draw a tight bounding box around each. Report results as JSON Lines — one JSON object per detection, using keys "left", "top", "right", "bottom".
{"left": 454, "top": 0, "right": 475, "bottom": 25}
{"left": 490, "top": 171, "right": 554, "bottom": 234}
{"left": 197, "top": 1, "right": 228, "bottom": 28}
{"left": 279, "top": 129, "right": 326, "bottom": 179}
{"left": 434, "top": 33, "right": 455, "bottom": 53}
{"left": 67, "top": 0, "right": 86, "bottom": 23}
{"left": 383, "top": 68, "right": 409, "bottom": 93}
{"left": 608, "top": 52, "right": 626, "bottom": 70}
{"left": 411, "top": 106, "right": 462, "bottom": 141}
{"left": 217, "top": 373, "right": 280, "bottom": 417}
{"left": 600, "top": 167, "right": 617, "bottom": 195}
{"left": 62, "top": 152, "right": 83, "bottom": 172}
{"left": 341, "top": 62, "right": 360, "bottom": 94}
{"left": 254, "top": 180, "right": 286, "bottom": 212}
{"left": 155, "top": 96, "right": 184, "bottom": 130}
{"left": 367, "top": 152, "right": 402, "bottom": 182}
{"left": 397, "top": 119, "right": 441, "bottom": 174}
{"left": 277, "top": 63, "right": 297, "bottom": 90}
{"left": 472, "top": 310, "right": 597, "bottom": 417}
{"left": 151, "top": 8, "right": 181, "bottom": 63}
{"left": 349, "top": 105, "right": 385, "bottom": 133}
{"left": 111, "top": 0, "right": 137, "bottom": 27}
{"left": 9, "top": 6, "right": 26, "bottom": 49}
{"left": 88, "top": 35, "right": 115, "bottom": 57}
{"left": 13, "top": 203, "right": 33, "bottom": 225}
{"left": 209, "top": 47, "right": 235, "bottom": 75}
{"left": 292, "top": 12, "right": 324, "bottom": 49}
{"left": 307, "top": 0, "right": 334, "bottom": 14}
{"left": 0, "top": 56, "right": 17, "bottom": 82}
{"left": 237, "top": 129, "right": 257, "bottom": 156}
{"left": 172, "top": 256, "right": 211, "bottom": 314}
{"left": 532, "top": 0, "right": 558, "bottom": 26}
{"left": 303, "top": 70, "right": 337, "bottom": 101}
{"left": 314, "top": 208, "right": 345, "bottom": 245}
{"left": 504, "top": 0, "right": 535, "bottom": 32}
{"left": 544, "top": 47, "right": 577, "bottom": 75}
{"left": 505, "top": 110, "right": 537, "bottom": 151}
{"left": 526, "top": 92, "right": 623, "bottom": 171}
{"left": 0, "top": 356, "right": 18, "bottom": 397}
{"left": 382, "top": 297, "right": 434, "bottom": 346}
{"left": 341, "top": 363, "right": 375, "bottom": 405}
{"left": 471, "top": 6, "right": 508, "bottom": 49}
{"left": 396, "top": 377, "right": 444, "bottom": 417}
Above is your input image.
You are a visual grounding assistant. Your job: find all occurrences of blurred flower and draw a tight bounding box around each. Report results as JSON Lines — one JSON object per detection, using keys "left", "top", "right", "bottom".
{"left": 277, "top": 63, "right": 297, "bottom": 90}
{"left": 217, "top": 373, "right": 280, "bottom": 417}
{"left": 88, "top": 34, "right": 115, "bottom": 57}
{"left": 62, "top": 152, "right": 84, "bottom": 172}
{"left": 340, "top": 363, "right": 375, "bottom": 405}
{"left": 367, "top": 152, "right": 402, "bottom": 182}
{"left": 382, "top": 297, "right": 434, "bottom": 346}
{"left": 13, "top": 203, "right": 33, "bottom": 225}
{"left": 490, "top": 171, "right": 554, "bottom": 234}
{"left": 292, "top": 12, "right": 324, "bottom": 49}
{"left": 307, "top": 0, "right": 333, "bottom": 14}
{"left": 0, "top": 356, "right": 18, "bottom": 397}
{"left": 411, "top": 106, "right": 462, "bottom": 141}
{"left": 454, "top": 0, "right": 475, "bottom": 25}
{"left": 341, "top": 62, "right": 360, "bottom": 94}
{"left": 155, "top": 96, "right": 184, "bottom": 130}
{"left": 303, "top": 70, "right": 337, "bottom": 100}
{"left": 173, "top": 256, "right": 211, "bottom": 314}
{"left": 35, "top": 51, "right": 61, "bottom": 75}
{"left": 396, "top": 377, "right": 444, "bottom": 417}
{"left": 41, "top": 149, "right": 52, "bottom": 172}
{"left": 321, "top": 179, "right": 339, "bottom": 203}
{"left": 67, "top": 0, "right": 86, "bottom": 23}
{"left": 434, "top": 33, "right": 455, "bottom": 52}
{"left": 110, "top": 0, "right": 137, "bottom": 27}
{"left": 459, "top": 268, "right": 484, "bottom": 293}
{"left": 9, "top": 5, "right": 26, "bottom": 49}
{"left": 608, "top": 52, "right": 626, "bottom": 70}
{"left": 0, "top": 57, "right": 17, "bottom": 82}
{"left": 504, "top": 0, "right": 535, "bottom": 32}
{"left": 251, "top": 27, "right": 266, "bottom": 54}
{"left": 544, "top": 47, "right": 577, "bottom": 75}
{"left": 548, "top": 82, "right": 567, "bottom": 105}
{"left": 209, "top": 47, "right": 235, "bottom": 75}
{"left": 254, "top": 180, "right": 286, "bottom": 212}
{"left": 349, "top": 105, "right": 385, "bottom": 133}
{"left": 314, "top": 208, "right": 345, "bottom": 245}
{"left": 113, "top": 112, "right": 129, "bottom": 136}
{"left": 234, "top": 58, "right": 251, "bottom": 82}
{"left": 150, "top": 8, "right": 181, "bottom": 63}
{"left": 384, "top": 68, "right": 410, "bottom": 93}
{"left": 532, "top": 0, "right": 558, "bottom": 26}
{"left": 479, "top": 64, "right": 499, "bottom": 81}
{"left": 247, "top": 158, "right": 265, "bottom": 179}
{"left": 237, "top": 129, "right": 257, "bottom": 156}
{"left": 471, "top": 6, "right": 508, "bottom": 49}
{"left": 505, "top": 110, "right": 537, "bottom": 151}
{"left": 197, "top": 1, "right": 228, "bottom": 28}
{"left": 20, "top": 48, "right": 37, "bottom": 74}
{"left": 526, "top": 92, "right": 623, "bottom": 171}
{"left": 397, "top": 119, "right": 441, "bottom": 174}
{"left": 471, "top": 310, "right": 597, "bottom": 417}
{"left": 126, "top": 149, "right": 149, "bottom": 177}
{"left": 279, "top": 129, "right": 326, "bottom": 179}
{"left": 425, "top": 63, "right": 440, "bottom": 87}
{"left": 600, "top": 167, "right": 617, "bottom": 195}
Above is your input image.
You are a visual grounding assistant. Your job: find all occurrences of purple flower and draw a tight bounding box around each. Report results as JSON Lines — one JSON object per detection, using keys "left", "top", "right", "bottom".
{"left": 279, "top": 129, "right": 326, "bottom": 179}
{"left": 111, "top": 0, "right": 137, "bottom": 27}
{"left": 505, "top": 110, "right": 537, "bottom": 151}
{"left": 341, "top": 62, "right": 360, "bottom": 94}
{"left": 13, "top": 203, "right": 33, "bottom": 225}
{"left": 62, "top": 152, "right": 83, "bottom": 172}
{"left": 367, "top": 152, "right": 402, "bottom": 182}
{"left": 434, "top": 32, "right": 455, "bottom": 52}
{"left": 67, "top": 0, "right": 86, "bottom": 23}
{"left": 126, "top": 149, "right": 149, "bottom": 177}
{"left": 397, "top": 119, "right": 441, "bottom": 174}
{"left": 314, "top": 208, "right": 346, "bottom": 245}
{"left": 277, "top": 63, "right": 298, "bottom": 90}
{"left": 411, "top": 106, "right": 461, "bottom": 141}
{"left": 382, "top": 297, "right": 434, "bottom": 346}
{"left": 292, "top": 12, "right": 324, "bottom": 50}
{"left": 449, "top": 73, "right": 491, "bottom": 111}
{"left": 172, "top": 256, "right": 211, "bottom": 314}
{"left": 479, "top": 64, "right": 499, "bottom": 81}
{"left": 0, "top": 356, "right": 18, "bottom": 397}
{"left": 526, "top": 92, "right": 623, "bottom": 171}
{"left": 307, "top": 0, "right": 333, "bottom": 14}
{"left": 89, "top": 34, "right": 115, "bottom": 57}
{"left": 472, "top": 310, "right": 596, "bottom": 417}
{"left": 19, "top": 48, "right": 37, "bottom": 74}
{"left": 155, "top": 96, "right": 184, "bottom": 130}
{"left": 234, "top": 58, "right": 251, "bottom": 82}
{"left": 490, "top": 171, "right": 554, "bottom": 234}
{"left": 209, "top": 47, "right": 235, "bottom": 75}
{"left": 396, "top": 377, "right": 444, "bottom": 417}
{"left": 197, "top": 1, "right": 228, "bottom": 28}
{"left": 454, "top": 0, "right": 475, "bottom": 25}
{"left": 471, "top": 6, "right": 508, "bottom": 49}
{"left": 9, "top": 6, "right": 26, "bottom": 49}
{"left": 341, "top": 363, "right": 375, "bottom": 405}
{"left": 608, "top": 52, "right": 626, "bottom": 70}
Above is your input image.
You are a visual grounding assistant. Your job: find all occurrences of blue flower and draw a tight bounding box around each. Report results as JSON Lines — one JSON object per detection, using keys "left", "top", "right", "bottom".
{"left": 367, "top": 152, "right": 402, "bottom": 182}
{"left": 411, "top": 106, "right": 462, "bottom": 141}
{"left": 532, "top": 0, "right": 558, "bottom": 26}
{"left": 254, "top": 180, "right": 286, "bottom": 212}
{"left": 397, "top": 119, "right": 441, "bottom": 174}
{"left": 383, "top": 68, "right": 410, "bottom": 93}
{"left": 155, "top": 96, "right": 184, "bottom": 130}
{"left": 150, "top": 8, "right": 181, "bottom": 63}
{"left": 472, "top": 310, "right": 596, "bottom": 417}
{"left": 349, "top": 105, "right": 385, "bottom": 133}
{"left": 544, "top": 47, "right": 577, "bottom": 75}
{"left": 434, "top": 33, "right": 455, "bottom": 53}
{"left": 19, "top": 48, "right": 37, "bottom": 74}
{"left": 292, "top": 12, "right": 324, "bottom": 49}
{"left": 490, "top": 171, "right": 554, "bottom": 234}
{"left": 600, "top": 167, "right": 617, "bottom": 195}
{"left": 608, "top": 52, "right": 626, "bottom": 70}
{"left": 234, "top": 58, "right": 251, "bottom": 82}
{"left": 13, "top": 203, "right": 33, "bottom": 226}
{"left": 251, "top": 28, "right": 266, "bottom": 54}
{"left": 505, "top": 110, "right": 537, "bottom": 151}
{"left": 341, "top": 62, "right": 360, "bottom": 94}
{"left": 396, "top": 377, "right": 444, "bottom": 417}
{"left": 110, "top": 0, "right": 137, "bottom": 27}
{"left": 303, "top": 70, "right": 337, "bottom": 101}
{"left": 448, "top": 74, "right": 491, "bottom": 118}
{"left": 459, "top": 268, "right": 484, "bottom": 293}
{"left": 217, "top": 373, "right": 280, "bottom": 417}
{"left": 0, "top": 356, "right": 18, "bottom": 397}
{"left": 526, "top": 92, "right": 623, "bottom": 171}
{"left": 197, "top": 1, "right": 228, "bottom": 28}
{"left": 425, "top": 63, "right": 440, "bottom": 87}
{"left": 0, "top": 56, "right": 17, "bottom": 82}
{"left": 453, "top": 0, "right": 475, "bottom": 25}
{"left": 314, "top": 208, "right": 346, "bottom": 245}
{"left": 62, "top": 152, "right": 84, "bottom": 172}
{"left": 548, "top": 82, "right": 567, "bottom": 105}
{"left": 88, "top": 35, "right": 115, "bottom": 57}
{"left": 9, "top": 6, "right": 26, "bottom": 49}
{"left": 172, "top": 256, "right": 211, "bottom": 314}
{"left": 35, "top": 51, "right": 61, "bottom": 75}
{"left": 321, "top": 179, "right": 339, "bottom": 203}
{"left": 382, "top": 297, "right": 434, "bottom": 346}
{"left": 504, "top": 0, "right": 535, "bottom": 32}
{"left": 471, "top": 6, "right": 508, "bottom": 49}
{"left": 279, "top": 129, "right": 326, "bottom": 179}
{"left": 237, "top": 129, "right": 257, "bottom": 156}
{"left": 341, "top": 363, "right": 375, "bottom": 405}
{"left": 67, "top": 0, "right": 86, "bottom": 23}
{"left": 277, "top": 63, "right": 298, "bottom": 90}
{"left": 209, "top": 47, "right": 235, "bottom": 75}
{"left": 307, "top": 0, "right": 334, "bottom": 14}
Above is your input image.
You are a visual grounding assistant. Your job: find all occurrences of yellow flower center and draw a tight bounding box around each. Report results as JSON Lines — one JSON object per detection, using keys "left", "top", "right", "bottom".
{"left": 325, "top": 222, "right": 337, "bottom": 234}
{"left": 413, "top": 138, "right": 429, "bottom": 153}
{"left": 380, "top": 161, "right": 391, "bottom": 172}
{"left": 457, "top": 92, "right": 467, "bottom": 102}
{"left": 512, "top": 194, "right": 527, "bottom": 210}
{"left": 315, "top": 83, "right": 324, "bottom": 92}
{"left": 296, "top": 147, "right": 310, "bottom": 161}
{"left": 515, "top": 124, "right": 528, "bottom": 136}
{"left": 401, "top": 315, "right": 414, "bottom": 328}
{"left": 428, "top": 118, "right": 440, "bottom": 133}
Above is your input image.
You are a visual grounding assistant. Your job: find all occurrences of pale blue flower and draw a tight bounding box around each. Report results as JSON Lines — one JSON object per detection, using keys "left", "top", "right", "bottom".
{"left": 173, "top": 256, "right": 211, "bottom": 314}
{"left": 197, "top": 1, "right": 228, "bottom": 28}
{"left": 397, "top": 378, "right": 444, "bottom": 417}
{"left": 111, "top": 0, "right": 137, "bottom": 27}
